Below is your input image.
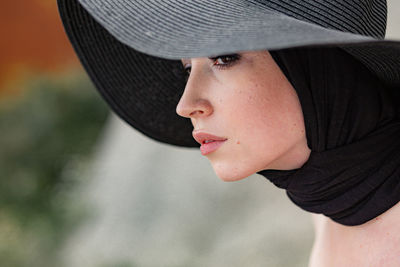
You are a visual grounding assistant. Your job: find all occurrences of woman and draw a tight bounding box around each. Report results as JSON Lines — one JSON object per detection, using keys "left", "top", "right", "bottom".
{"left": 58, "top": 0, "right": 400, "bottom": 265}
{"left": 178, "top": 51, "right": 311, "bottom": 181}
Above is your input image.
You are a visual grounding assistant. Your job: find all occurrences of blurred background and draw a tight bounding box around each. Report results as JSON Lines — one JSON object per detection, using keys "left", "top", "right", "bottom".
{"left": 0, "top": 1, "right": 399, "bottom": 267}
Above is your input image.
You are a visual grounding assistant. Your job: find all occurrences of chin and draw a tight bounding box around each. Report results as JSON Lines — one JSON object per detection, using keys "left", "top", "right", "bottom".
{"left": 212, "top": 164, "right": 253, "bottom": 182}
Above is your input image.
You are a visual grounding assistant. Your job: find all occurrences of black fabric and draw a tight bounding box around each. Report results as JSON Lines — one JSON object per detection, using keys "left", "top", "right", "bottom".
{"left": 259, "top": 48, "right": 400, "bottom": 226}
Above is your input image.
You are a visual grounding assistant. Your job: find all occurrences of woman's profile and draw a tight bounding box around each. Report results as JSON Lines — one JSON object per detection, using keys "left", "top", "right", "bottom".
{"left": 58, "top": 0, "right": 400, "bottom": 265}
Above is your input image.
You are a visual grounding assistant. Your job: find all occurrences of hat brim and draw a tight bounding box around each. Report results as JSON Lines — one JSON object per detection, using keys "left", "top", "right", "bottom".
{"left": 58, "top": 0, "right": 400, "bottom": 147}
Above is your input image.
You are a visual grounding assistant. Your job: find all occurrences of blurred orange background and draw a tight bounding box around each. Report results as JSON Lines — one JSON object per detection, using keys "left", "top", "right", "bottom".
{"left": 0, "top": 0, "right": 80, "bottom": 96}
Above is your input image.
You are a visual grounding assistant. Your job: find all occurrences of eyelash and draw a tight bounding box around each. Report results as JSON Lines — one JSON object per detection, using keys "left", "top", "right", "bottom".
{"left": 209, "top": 54, "right": 241, "bottom": 69}
{"left": 184, "top": 53, "right": 241, "bottom": 76}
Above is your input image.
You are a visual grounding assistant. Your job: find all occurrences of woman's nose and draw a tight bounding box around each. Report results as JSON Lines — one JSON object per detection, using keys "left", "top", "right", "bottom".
{"left": 176, "top": 72, "right": 213, "bottom": 119}
{"left": 176, "top": 97, "right": 213, "bottom": 118}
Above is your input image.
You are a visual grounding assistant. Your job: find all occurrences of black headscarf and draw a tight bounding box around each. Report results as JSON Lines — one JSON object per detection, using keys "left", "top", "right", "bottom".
{"left": 258, "top": 48, "right": 400, "bottom": 226}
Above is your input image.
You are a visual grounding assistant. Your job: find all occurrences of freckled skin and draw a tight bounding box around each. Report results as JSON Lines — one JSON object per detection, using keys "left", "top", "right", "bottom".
{"left": 177, "top": 51, "right": 311, "bottom": 181}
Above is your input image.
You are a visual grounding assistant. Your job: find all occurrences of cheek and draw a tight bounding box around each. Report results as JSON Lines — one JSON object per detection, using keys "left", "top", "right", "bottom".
{"left": 230, "top": 81, "right": 304, "bottom": 150}
{"left": 228, "top": 83, "right": 281, "bottom": 135}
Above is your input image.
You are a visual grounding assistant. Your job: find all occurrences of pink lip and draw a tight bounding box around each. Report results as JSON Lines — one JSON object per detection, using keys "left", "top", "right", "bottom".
{"left": 192, "top": 131, "right": 227, "bottom": 155}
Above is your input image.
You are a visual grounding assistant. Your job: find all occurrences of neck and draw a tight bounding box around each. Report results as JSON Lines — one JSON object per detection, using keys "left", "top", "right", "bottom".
{"left": 309, "top": 202, "right": 400, "bottom": 267}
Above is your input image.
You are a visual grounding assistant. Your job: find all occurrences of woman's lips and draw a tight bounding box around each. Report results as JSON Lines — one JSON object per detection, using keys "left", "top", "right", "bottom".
{"left": 192, "top": 131, "right": 227, "bottom": 155}
{"left": 200, "top": 140, "right": 226, "bottom": 155}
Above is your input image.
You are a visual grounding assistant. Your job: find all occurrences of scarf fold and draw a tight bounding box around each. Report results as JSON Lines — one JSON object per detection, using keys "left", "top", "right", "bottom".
{"left": 258, "top": 48, "right": 400, "bottom": 226}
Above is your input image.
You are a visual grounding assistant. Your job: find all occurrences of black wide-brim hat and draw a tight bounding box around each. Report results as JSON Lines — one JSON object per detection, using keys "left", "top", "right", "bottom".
{"left": 58, "top": 0, "right": 400, "bottom": 147}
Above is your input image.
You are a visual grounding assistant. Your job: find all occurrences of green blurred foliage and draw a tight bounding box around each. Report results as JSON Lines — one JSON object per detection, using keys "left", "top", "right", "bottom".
{"left": 0, "top": 73, "right": 109, "bottom": 267}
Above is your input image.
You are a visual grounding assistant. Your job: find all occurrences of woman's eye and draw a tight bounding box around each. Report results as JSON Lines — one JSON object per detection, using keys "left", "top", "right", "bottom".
{"left": 209, "top": 54, "right": 241, "bottom": 68}
{"left": 183, "top": 64, "right": 191, "bottom": 80}
{"left": 182, "top": 54, "right": 240, "bottom": 80}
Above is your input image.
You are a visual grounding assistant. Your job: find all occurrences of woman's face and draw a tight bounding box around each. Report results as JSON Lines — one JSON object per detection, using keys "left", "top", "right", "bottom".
{"left": 177, "top": 51, "right": 311, "bottom": 181}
